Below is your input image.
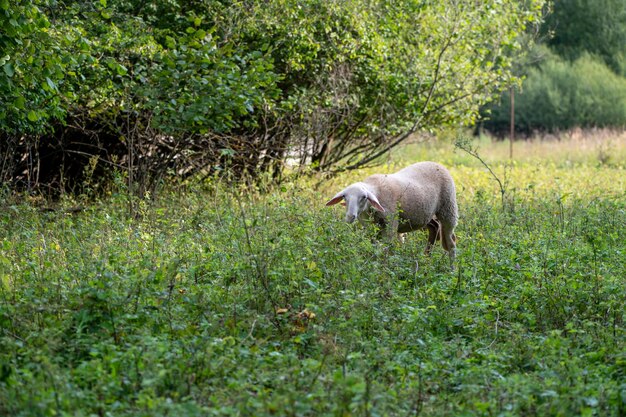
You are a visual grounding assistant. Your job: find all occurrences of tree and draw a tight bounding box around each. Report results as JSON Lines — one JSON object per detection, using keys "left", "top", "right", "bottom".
{"left": 226, "top": 0, "right": 546, "bottom": 171}
{"left": 482, "top": 0, "right": 626, "bottom": 135}
{"left": 0, "top": 0, "right": 66, "bottom": 133}
{"left": 543, "top": 0, "right": 626, "bottom": 75}
{"left": 483, "top": 52, "right": 626, "bottom": 134}
{"left": 1, "top": 0, "right": 546, "bottom": 193}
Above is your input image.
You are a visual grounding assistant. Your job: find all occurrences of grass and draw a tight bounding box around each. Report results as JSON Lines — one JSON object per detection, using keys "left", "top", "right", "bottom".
{"left": 395, "top": 128, "right": 626, "bottom": 167}
{"left": 1, "top": 134, "right": 625, "bottom": 416}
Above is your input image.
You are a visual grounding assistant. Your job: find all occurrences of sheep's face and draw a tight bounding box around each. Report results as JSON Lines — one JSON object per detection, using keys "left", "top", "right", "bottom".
{"left": 326, "top": 183, "right": 385, "bottom": 223}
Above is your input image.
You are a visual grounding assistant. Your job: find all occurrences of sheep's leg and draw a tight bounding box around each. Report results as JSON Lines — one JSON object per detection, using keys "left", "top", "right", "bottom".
{"left": 425, "top": 218, "right": 441, "bottom": 255}
{"left": 440, "top": 222, "right": 457, "bottom": 268}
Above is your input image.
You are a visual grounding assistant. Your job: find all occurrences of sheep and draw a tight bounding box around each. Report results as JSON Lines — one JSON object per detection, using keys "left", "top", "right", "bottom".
{"left": 326, "top": 161, "right": 458, "bottom": 264}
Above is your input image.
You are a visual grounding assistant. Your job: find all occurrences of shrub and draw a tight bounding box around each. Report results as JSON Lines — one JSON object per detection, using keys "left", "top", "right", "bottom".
{"left": 1, "top": 0, "right": 546, "bottom": 193}
{"left": 483, "top": 54, "right": 626, "bottom": 134}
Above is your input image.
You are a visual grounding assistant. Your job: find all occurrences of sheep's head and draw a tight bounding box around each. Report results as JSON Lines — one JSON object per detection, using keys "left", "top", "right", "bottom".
{"left": 326, "top": 183, "right": 385, "bottom": 223}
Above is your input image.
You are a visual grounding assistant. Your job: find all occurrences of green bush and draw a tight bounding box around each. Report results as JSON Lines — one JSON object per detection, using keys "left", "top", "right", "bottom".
{"left": 0, "top": 0, "right": 67, "bottom": 133}
{"left": 1, "top": 0, "right": 546, "bottom": 192}
{"left": 483, "top": 54, "right": 626, "bottom": 134}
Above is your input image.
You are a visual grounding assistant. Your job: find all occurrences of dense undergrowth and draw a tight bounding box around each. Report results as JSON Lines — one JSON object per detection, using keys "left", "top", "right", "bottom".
{"left": 1, "top": 139, "right": 625, "bottom": 416}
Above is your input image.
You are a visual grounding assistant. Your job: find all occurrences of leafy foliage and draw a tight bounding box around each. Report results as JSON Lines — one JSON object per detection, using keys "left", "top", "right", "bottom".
{"left": 484, "top": 53, "right": 626, "bottom": 134}
{"left": 1, "top": 140, "right": 625, "bottom": 416}
{"left": 543, "top": 0, "right": 626, "bottom": 75}
{"left": 482, "top": 0, "right": 626, "bottom": 134}
{"left": 0, "top": 0, "right": 545, "bottom": 192}
{"left": 0, "top": 0, "right": 66, "bottom": 133}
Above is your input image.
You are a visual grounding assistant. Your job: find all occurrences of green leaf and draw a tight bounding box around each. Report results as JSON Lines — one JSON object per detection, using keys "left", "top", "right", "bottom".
{"left": 3, "top": 63, "right": 14, "bottom": 77}
{"left": 27, "top": 110, "right": 38, "bottom": 122}
{"left": 14, "top": 96, "right": 25, "bottom": 109}
{"left": 46, "top": 77, "right": 57, "bottom": 92}
{"left": 116, "top": 64, "right": 128, "bottom": 76}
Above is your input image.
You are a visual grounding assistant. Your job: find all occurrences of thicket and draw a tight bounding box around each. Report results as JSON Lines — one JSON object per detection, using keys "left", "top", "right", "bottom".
{"left": 485, "top": 51, "right": 626, "bottom": 134}
{"left": 0, "top": 0, "right": 544, "bottom": 193}
{"left": 482, "top": 0, "right": 626, "bottom": 135}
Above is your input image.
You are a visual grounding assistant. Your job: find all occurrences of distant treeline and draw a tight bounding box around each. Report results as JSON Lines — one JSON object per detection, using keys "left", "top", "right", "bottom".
{"left": 1, "top": 0, "right": 544, "bottom": 193}
{"left": 481, "top": 0, "right": 626, "bottom": 136}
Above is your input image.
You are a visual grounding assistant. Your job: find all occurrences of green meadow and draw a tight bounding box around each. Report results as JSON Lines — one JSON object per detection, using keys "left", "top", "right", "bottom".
{"left": 1, "top": 134, "right": 625, "bottom": 416}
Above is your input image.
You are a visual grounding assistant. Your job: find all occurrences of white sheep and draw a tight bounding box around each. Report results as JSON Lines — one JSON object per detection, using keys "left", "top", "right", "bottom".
{"left": 326, "top": 161, "right": 458, "bottom": 264}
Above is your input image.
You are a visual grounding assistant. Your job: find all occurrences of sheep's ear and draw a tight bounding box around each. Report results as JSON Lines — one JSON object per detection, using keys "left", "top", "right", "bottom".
{"left": 326, "top": 194, "right": 344, "bottom": 206}
{"left": 366, "top": 192, "right": 385, "bottom": 212}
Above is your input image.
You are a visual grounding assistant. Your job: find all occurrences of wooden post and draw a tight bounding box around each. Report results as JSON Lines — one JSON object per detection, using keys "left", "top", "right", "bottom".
{"left": 510, "top": 86, "right": 514, "bottom": 159}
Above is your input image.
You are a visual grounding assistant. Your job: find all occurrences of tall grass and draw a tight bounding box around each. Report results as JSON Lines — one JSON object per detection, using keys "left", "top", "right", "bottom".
{"left": 1, "top": 135, "right": 625, "bottom": 416}
{"left": 397, "top": 128, "right": 626, "bottom": 167}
